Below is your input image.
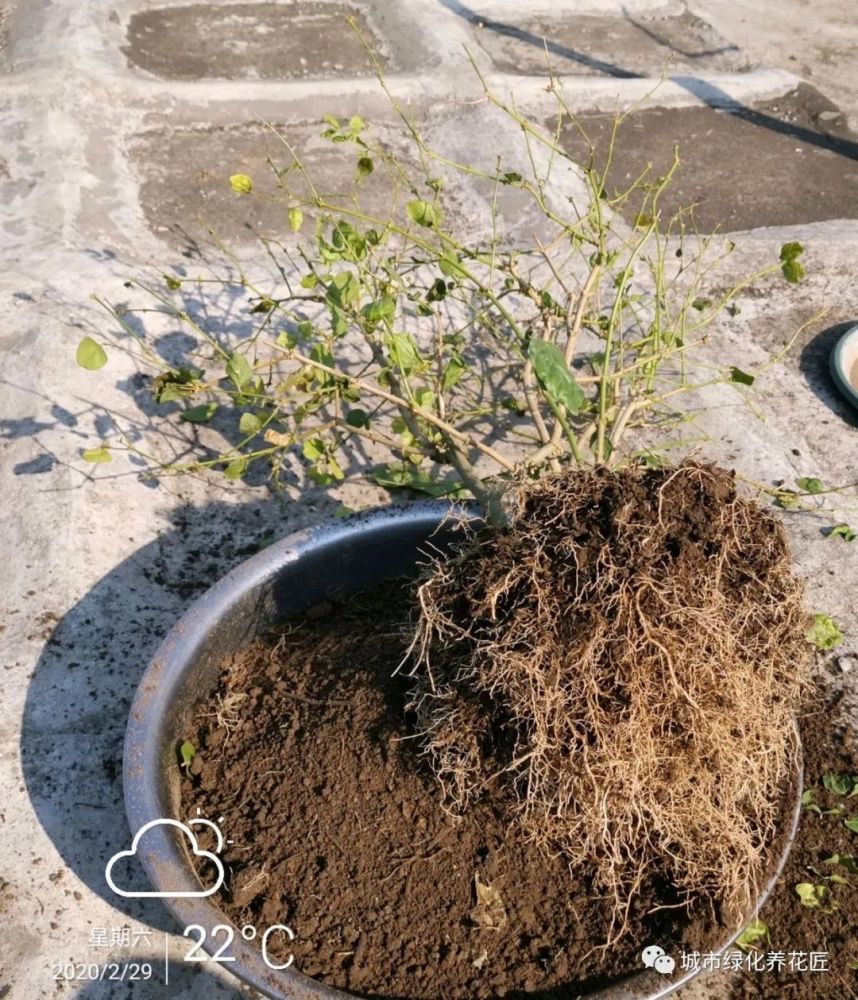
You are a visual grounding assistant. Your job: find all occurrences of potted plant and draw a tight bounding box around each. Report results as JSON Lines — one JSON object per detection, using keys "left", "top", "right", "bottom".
{"left": 83, "top": 66, "right": 821, "bottom": 1000}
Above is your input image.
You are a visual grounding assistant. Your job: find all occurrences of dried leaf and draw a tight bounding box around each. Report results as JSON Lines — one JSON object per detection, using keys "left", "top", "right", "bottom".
{"left": 470, "top": 874, "right": 507, "bottom": 931}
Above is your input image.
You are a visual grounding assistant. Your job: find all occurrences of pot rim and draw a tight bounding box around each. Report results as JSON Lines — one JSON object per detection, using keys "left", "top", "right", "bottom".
{"left": 123, "top": 502, "right": 803, "bottom": 1000}
{"left": 830, "top": 322, "right": 858, "bottom": 409}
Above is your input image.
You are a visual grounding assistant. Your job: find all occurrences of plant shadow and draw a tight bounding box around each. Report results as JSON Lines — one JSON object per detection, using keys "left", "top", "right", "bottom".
{"left": 20, "top": 495, "right": 342, "bottom": 932}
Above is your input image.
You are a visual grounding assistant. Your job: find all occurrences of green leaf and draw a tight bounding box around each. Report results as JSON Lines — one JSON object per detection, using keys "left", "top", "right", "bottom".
{"left": 773, "top": 490, "right": 799, "bottom": 510}
{"left": 152, "top": 366, "right": 205, "bottom": 404}
{"left": 735, "top": 917, "right": 769, "bottom": 951}
{"left": 795, "top": 882, "right": 826, "bottom": 908}
{"left": 442, "top": 357, "right": 467, "bottom": 392}
{"left": 372, "top": 464, "right": 466, "bottom": 498}
{"left": 780, "top": 242, "right": 805, "bottom": 284}
{"left": 385, "top": 332, "right": 424, "bottom": 374}
{"left": 181, "top": 403, "right": 218, "bottom": 424}
{"left": 823, "top": 773, "right": 857, "bottom": 797}
{"left": 76, "top": 337, "right": 108, "bottom": 370}
{"left": 229, "top": 173, "right": 253, "bottom": 194}
{"left": 164, "top": 274, "right": 182, "bottom": 291}
{"left": 439, "top": 249, "right": 467, "bottom": 279}
{"left": 288, "top": 207, "right": 303, "bottom": 233}
{"left": 357, "top": 156, "right": 374, "bottom": 176}
{"left": 82, "top": 446, "right": 112, "bottom": 464}
{"left": 250, "top": 297, "right": 276, "bottom": 314}
{"left": 691, "top": 297, "right": 712, "bottom": 312}
{"left": 326, "top": 270, "right": 360, "bottom": 313}
{"left": 729, "top": 366, "right": 755, "bottom": 386}
{"left": 824, "top": 854, "right": 858, "bottom": 874}
{"left": 845, "top": 818, "right": 858, "bottom": 834}
{"left": 226, "top": 353, "right": 253, "bottom": 390}
{"left": 828, "top": 524, "right": 857, "bottom": 542}
{"left": 806, "top": 613, "right": 843, "bottom": 651}
{"left": 797, "top": 476, "right": 823, "bottom": 494}
{"left": 500, "top": 171, "right": 522, "bottom": 185}
{"left": 179, "top": 740, "right": 196, "bottom": 767}
{"left": 801, "top": 789, "right": 822, "bottom": 815}
{"left": 239, "top": 412, "right": 263, "bottom": 436}
{"left": 345, "top": 409, "right": 369, "bottom": 429}
{"left": 349, "top": 115, "right": 365, "bottom": 133}
{"left": 302, "top": 438, "right": 325, "bottom": 462}
{"left": 224, "top": 458, "right": 248, "bottom": 480}
{"left": 528, "top": 339, "right": 585, "bottom": 415}
{"left": 407, "top": 199, "right": 440, "bottom": 228}
{"left": 362, "top": 296, "right": 396, "bottom": 328}
{"left": 782, "top": 259, "right": 805, "bottom": 283}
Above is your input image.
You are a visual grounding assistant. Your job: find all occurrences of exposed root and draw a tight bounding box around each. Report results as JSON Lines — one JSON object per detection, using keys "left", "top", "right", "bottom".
{"left": 408, "top": 463, "right": 809, "bottom": 942}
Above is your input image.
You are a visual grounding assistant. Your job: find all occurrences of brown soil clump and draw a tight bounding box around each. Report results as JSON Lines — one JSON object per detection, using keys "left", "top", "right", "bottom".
{"left": 181, "top": 582, "right": 724, "bottom": 998}
{"left": 410, "top": 463, "right": 809, "bottom": 940}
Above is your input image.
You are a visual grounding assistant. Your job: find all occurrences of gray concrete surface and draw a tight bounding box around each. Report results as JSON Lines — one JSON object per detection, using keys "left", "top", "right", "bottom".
{"left": 1, "top": 1, "right": 857, "bottom": 998}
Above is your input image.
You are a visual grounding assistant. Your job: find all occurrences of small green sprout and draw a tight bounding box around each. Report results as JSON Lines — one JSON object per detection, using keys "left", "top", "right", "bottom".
{"left": 807, "top": 614, "right": 844, "bottom": 651}
{"left": 735, "top": 917, "right": 769, "bottom": 951}
{"left": 179, "top": 740, "right": 196, "bottom": 769}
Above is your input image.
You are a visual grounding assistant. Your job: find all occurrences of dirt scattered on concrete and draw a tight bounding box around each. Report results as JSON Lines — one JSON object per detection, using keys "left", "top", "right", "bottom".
{"left": 132, "top": 120, "right": 468, "bottom": 249}
{"left": 561, "top": 84, "right": 858, "bottom": 232}
{"left": 470, "top": 10, "right": 747, "bottom": 77}
{"left": 123, "top": 2, "right": 387, "bottom": 81}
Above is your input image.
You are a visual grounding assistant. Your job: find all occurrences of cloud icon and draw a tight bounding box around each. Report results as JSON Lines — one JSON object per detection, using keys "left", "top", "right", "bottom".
{"left": 105, "top": 818, "right": 225, "bottom": 898}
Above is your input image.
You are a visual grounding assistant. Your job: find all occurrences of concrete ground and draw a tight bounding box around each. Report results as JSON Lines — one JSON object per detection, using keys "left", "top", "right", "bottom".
{"left": 1, "top": 1, "right": 856, "bottom": 998}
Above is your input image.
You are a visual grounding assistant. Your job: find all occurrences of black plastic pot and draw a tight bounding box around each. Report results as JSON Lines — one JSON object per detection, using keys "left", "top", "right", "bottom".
{"left": 123, "top": 502, "right": 801, "bottom": 1000}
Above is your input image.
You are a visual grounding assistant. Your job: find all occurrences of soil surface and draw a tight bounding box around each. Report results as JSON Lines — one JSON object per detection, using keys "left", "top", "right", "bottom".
{"left": 122, "top": 3, "right": 386, "bottom": 81}
{"left": 180, "top": 581, "right": 725, "bottom": 999}
{"left": 728, "top": 700, "right": 858, "bottom": 1000}
{"left": 561, "top": 84, "right": 858, "bottom": 232}
{"left": 469, "top": 10, "right": 747, "bottom": 78}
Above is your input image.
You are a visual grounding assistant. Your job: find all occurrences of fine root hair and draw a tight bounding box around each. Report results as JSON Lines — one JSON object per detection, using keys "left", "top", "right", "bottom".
{"left": 408, "top": 463, "right": 809, "bottom": 941}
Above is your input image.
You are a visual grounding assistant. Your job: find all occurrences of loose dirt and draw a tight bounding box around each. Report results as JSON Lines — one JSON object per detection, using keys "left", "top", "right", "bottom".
{"left": 180, "top": 581, "right": 728, "bottom": 998}
{"left": 729, "top": 701, "right": 858, "bottom": 1000}
{"left": 560, "top": 84, "right": 858, "bottom": 232}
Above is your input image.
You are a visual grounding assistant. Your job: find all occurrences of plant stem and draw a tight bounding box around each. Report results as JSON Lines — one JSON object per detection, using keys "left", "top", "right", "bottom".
{"left": 275, "top": 345, "right": 516, "bottom": 474}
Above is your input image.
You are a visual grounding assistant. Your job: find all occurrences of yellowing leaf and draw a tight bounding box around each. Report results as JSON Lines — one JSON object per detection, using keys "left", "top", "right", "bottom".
{"left": 76, "top": 337, "right": 108, "bottom": 370}
{"left": 239, "top": 412, "right": 263, "bottom": 436}
{"left": 229, "top": 173, "right": 253, "bottom": 194}
{"left": 288, "top": 207, "right": 303, "bottom": 233}
{"left": 82, "top": 446, "right": 112, "bottom": 464}
{"left": 407, "top": 199, "right": 440, "bottom": 228}
{"left": 264, "top": 429, "right": 291, "bottom": 447}
{"left": 470, "top": 874, "right": 507, "bottom": 931}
